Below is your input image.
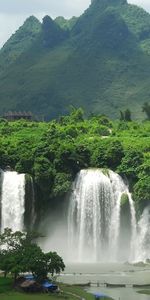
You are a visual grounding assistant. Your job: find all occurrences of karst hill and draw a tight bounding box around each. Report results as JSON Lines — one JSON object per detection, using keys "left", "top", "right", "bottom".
{"left": 1, "top": 0, "right": 150, "bottom": 119}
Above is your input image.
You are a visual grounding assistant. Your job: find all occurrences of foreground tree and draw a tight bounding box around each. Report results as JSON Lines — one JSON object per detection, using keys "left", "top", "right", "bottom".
{"left": 0, "top": 228, "right": 65, "bottom": 282}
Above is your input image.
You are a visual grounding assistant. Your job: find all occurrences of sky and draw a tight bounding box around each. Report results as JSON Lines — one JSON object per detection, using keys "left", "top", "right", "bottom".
{"left": 0, "top": 0, "right": 150, "bottom": 48}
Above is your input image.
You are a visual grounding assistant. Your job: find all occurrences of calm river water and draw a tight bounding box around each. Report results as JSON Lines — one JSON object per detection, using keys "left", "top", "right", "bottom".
{"left": 58, "top": 263, "right": 150, "bottom": 300}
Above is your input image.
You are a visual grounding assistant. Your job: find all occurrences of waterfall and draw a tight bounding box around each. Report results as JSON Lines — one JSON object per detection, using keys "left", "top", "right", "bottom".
{"left": 30, "top": 177, "right": 36, "bottom": 229}
{"left": 68, "top": 169, "right": 137, "bottom": 262}
{"left": 136, "top": 206, "right": 150, "bottom": 262}
{"left": 128, "top": 193, "right": 137, "bottom": 261}
{"left": 1, "top": 171, "right": 25, "bottom": 232}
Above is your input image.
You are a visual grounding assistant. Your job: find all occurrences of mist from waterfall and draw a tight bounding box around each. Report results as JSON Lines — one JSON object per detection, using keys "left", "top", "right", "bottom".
{"left": 68, "top": 169, "right": 137, "bottom": 262}
{"left": 0, "top": 168, "right": 149, "bottom": 264}
{"left": 1, "top": 171, "right": 25, "bottom": 232}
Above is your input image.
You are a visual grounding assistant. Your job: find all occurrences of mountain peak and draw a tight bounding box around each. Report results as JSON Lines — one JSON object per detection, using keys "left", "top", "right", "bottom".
{"left": 0, "top": 15, "right": 41, "bottom": 71}
{"left": 0, "top": 0, "right": 150, "bottom": 120}
{"left": 23, "top": 15, "right": 41, "bottom": 27}
{"left": 42, "top": 15, "right": 68, "bottom": 48}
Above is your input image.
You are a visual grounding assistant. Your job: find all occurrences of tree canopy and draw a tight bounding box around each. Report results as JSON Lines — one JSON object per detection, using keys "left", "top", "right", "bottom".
{"left": 0, "top": 228, "right": 65, "bottom": 282}
{"left": 0, "top": 109, "right": 149, "bottom": 215}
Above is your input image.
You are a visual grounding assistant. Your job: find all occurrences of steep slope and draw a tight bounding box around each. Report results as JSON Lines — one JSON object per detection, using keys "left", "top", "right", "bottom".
{"left": 0, "top": 0, "right": 150, "bottom": 119}
{"left": 0, "top": 16, "right": 41, "bottom": 73}
{"left": 55, "top": 16, "right": 77, "bottom": 30}
{"left": 42, "top": 15, "right": 68, "bottom": 48}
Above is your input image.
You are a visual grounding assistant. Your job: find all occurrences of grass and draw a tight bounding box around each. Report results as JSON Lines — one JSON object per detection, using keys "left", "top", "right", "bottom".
{"left": 138, "top": 289, "right": 150, "bottom": 295}
{"left": 0, "top": 293, "right": 71, "bottom": 300}
{"left": 0, "top": 278, "right": 13, "bottom": 294}
{"left": 0, "top": 277, "right": 112, "bottom": 300}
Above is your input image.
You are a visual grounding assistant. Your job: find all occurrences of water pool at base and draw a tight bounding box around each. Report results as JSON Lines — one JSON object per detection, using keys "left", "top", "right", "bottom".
{"left": 58, "top": 263, "right": 150, "bottom": 300}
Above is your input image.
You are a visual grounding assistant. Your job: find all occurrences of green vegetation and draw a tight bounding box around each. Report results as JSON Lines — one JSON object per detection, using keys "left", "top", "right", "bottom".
{"left": 138, "top": 289, "right": 150, "bottom": 295}
{"left": 55, "top": 16, "right": 77, "bottom": 30}
{"left": 142, "top": 102, "right": 150, "bottom": 120}
{"left": 0, "top": 229, "right": 65, "bottom": 282}
{"left": 0, "top": 16, "right": 41, "bottom": 72}
{"left": 0, "top": 278, "right": 13, "bottom": 294}
{"left": 0, "top": 278, "right": 112, "bottom": 300}
{"left": 1, "top": 0, "right": 150, "bottom": 118}
{"left": 120, "top": 193, "right": 129, "bottom": 207}
{"left": 0, "top": 232, "right": 101, "bottom": 299}
{"left": 42, "top": 16, "right": 67, "bottom": 48}
{"left": 0, "top": 110, "right": 149, "bottom": 216}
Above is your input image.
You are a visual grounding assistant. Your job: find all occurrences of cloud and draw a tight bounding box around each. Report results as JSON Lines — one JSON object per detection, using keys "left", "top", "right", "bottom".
{"left": 130, "top": 0, "right": 150, "bottom": 11}
{"left": 0, "top": 0, "right": 91, "bottom": 47}
{"left": 0, "top": 0, "right": 90, "bottom": 17}
{"left": 0, "top": 14, "right": 28, "bottom": 47}
{"left": 0, "top": 0, "right": 150, "bottom": 16}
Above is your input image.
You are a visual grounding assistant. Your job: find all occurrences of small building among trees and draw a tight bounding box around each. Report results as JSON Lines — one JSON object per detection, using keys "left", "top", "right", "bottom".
{"left": 3, "top": 111, "right": 34, "bottom": 121}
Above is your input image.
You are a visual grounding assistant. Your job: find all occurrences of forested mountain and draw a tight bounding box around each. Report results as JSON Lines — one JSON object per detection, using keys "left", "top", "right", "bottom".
{"left": 1, "top": 0, "right": 150, "bottom": 119}
{"left": 0, "top": 16, "right": 41, "bottom": 72}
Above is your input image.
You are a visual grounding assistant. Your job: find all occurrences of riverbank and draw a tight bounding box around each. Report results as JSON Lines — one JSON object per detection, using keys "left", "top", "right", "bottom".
{"left": 58, "top": 262, "right": 150, "bottom": 300}
{"left": 138, "top": 290, "right": 150, "bottom": 295}
{"left": 0, "top": 278, "right": 112, "bottom": 300}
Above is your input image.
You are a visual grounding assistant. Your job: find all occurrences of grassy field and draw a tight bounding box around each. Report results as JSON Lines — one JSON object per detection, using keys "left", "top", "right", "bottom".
{"left": 0, "top": 287, "right": 98, "bottom": 300}
{"left": 0, "top": 278, "right": 113, "bottom": 300}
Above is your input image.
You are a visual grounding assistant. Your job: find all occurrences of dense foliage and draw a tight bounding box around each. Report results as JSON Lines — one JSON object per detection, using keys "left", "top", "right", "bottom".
{"left": 0, "top": 16, "right": 41, "bottom": 73}
{"left": 1, "top": 0, "right": 150, "bottom": 118}
{"left": 0, "top": 228, "right": 65, "bottom": 282}
{"left": 0, "top": 110, "right": 149, "bottom": 216}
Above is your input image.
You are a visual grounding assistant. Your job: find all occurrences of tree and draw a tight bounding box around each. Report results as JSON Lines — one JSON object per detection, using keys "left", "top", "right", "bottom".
{"left": 31, "top": 251, "right": 65, "bottom": 281}
{"left": 120, "top": 110, "right": 124, "bottom": 121}
{"left": 33, "top": 157, "right": 54, "bottom": 191}
{"left": 0, "top": 229, "right": 41, "bottom": 281}
{"left": 52, "top": 172, "right": 72, "bottom": 197}
{"left": 119, "top": 109, "right": 132, "bottom": 121}
{"left": 142, "top": 102, "right": 150, "bottom": 120}
{"left": 0, "top": 228, "right": 26, "bottom": 251}
{"left": 124, "top": 109, "right": 132, "bottom": 121}
{"left": 133, "top": 176, "right": 150, "bottom": 213}
{"left": 91, "top": 140, "right": 124, "bottom": 169}
{"left": 44, "top": 252, "right": 65, "bottom": 277}
{"left": 0, "top": 229, "right": 65, "bottom": 282}
{"left": 69, "top": 107, "right": 84, "bottom": 123}
{"left": 0, "top": 249, "right": 16, "bottom": 278}
{"left": 118, "top": 149, "right": 144, "bottom": 181}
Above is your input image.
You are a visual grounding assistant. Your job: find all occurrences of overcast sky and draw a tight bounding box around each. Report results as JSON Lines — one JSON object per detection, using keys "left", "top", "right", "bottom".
{"left": 0, "top": 0, "right": 150, "bottom": 48}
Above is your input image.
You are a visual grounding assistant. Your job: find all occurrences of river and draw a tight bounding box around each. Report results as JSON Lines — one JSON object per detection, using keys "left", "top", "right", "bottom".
{"left": 58, "top": 263, "right": 150, "bottom": 300}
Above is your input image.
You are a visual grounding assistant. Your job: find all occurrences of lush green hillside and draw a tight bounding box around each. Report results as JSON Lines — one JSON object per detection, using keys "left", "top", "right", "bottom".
{"left": 0, "top": 0, "right": 150, "bottom": 119}
{"left": 0, "top": 110, "right": 149, "bottom": 215}
{"left": 0, "top": 16, "right": 41, "bottom": 72}
{"left": 55, "top": 16, "right": 77, "bottom": 30}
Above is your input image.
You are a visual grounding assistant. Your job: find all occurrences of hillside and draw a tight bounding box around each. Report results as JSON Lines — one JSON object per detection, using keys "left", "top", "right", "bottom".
{"left": 0, "top": 16, "right": 41, "bottom": 72}
{"left": 0, "top": 0, "right": 150, "bottom": 119}
{"left": 0, "top": 111, "right": 149, "bottom": 214}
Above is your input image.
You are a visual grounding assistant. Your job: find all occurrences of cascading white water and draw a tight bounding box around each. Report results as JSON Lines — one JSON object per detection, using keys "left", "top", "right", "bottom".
{"left": 136, "top": 206, "right": 150, "bottom": 262}
{"left": 128, "top": 193, "right": 137, "bottom": 261}
{"left": 68, "top": 169, "right": 137, "bottom": 262}
{"left": 1, "top": 171, "right": 25, "bottom": 232}
{"left": 30, "top": 177, "right": 36, "bottom": 229}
